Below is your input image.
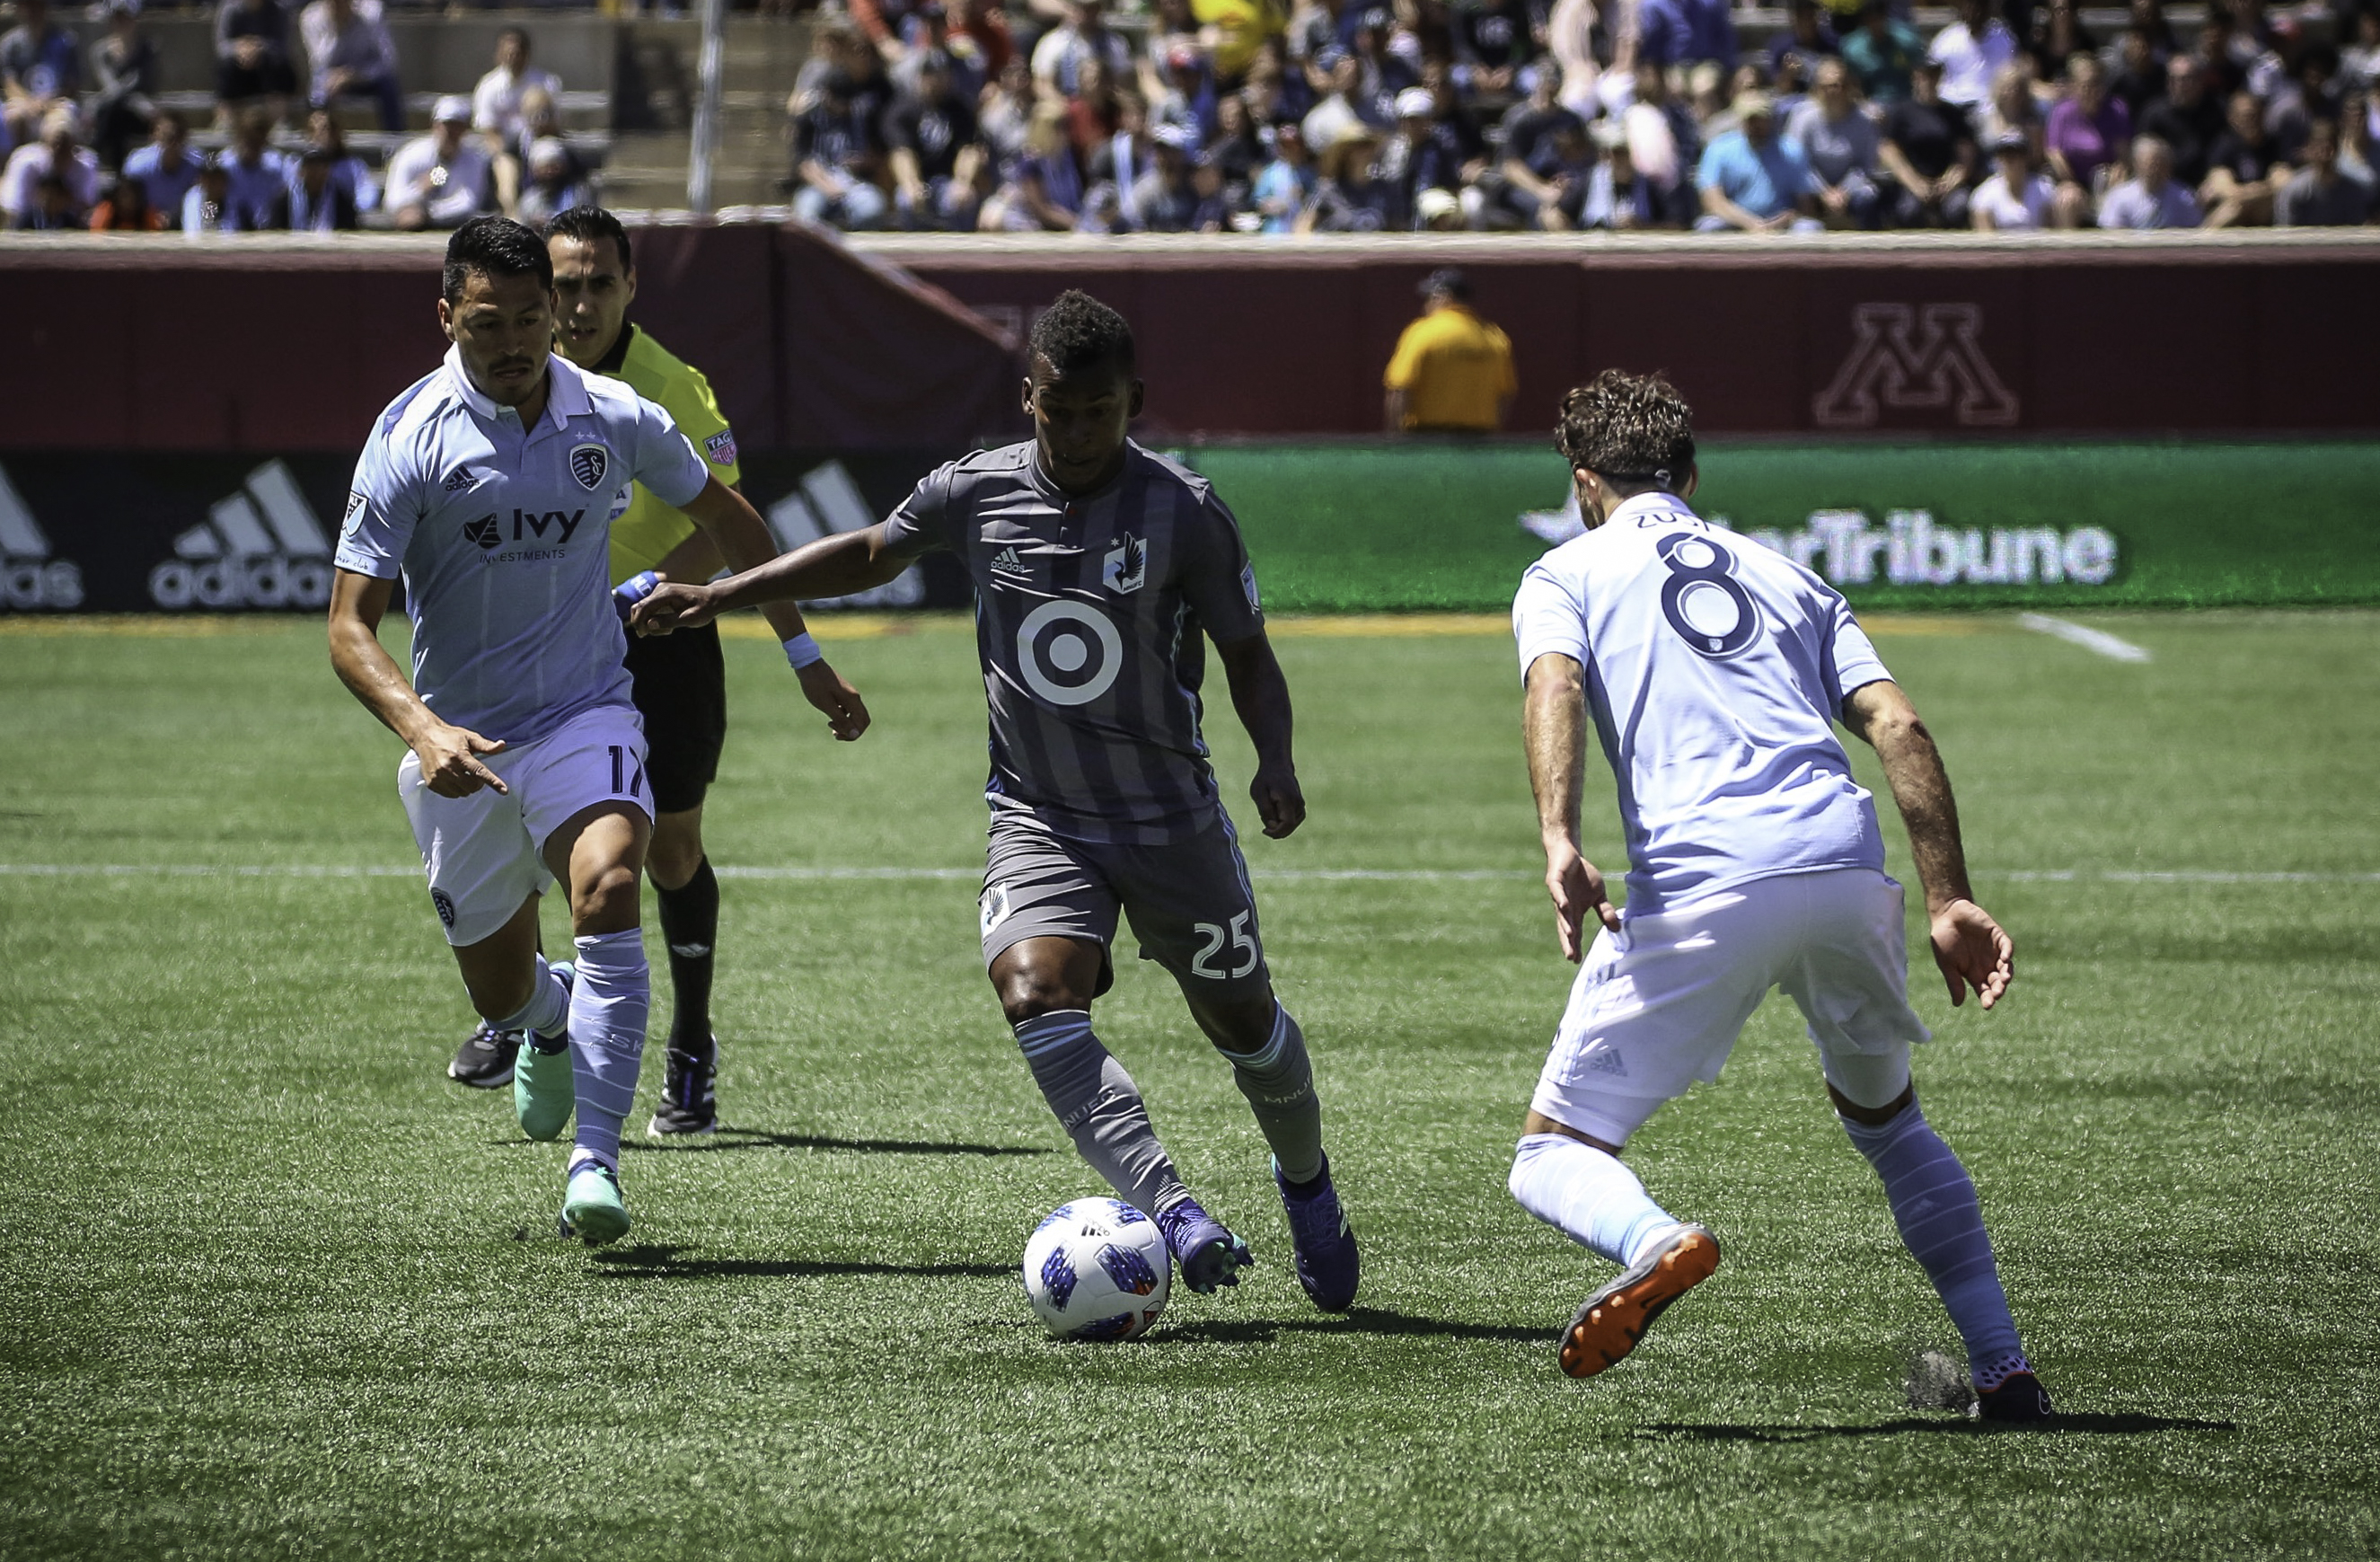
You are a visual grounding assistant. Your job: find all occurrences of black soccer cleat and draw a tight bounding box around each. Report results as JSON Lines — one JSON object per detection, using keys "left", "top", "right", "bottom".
{"left": 647, "top": 1037, "right": 718, "bottom": 1136}
{"left": 447, "top": 1020, "right": 522, "bottom": 1090}
{"left": 1972, "top": 1371, "right": 2055, "bottom": 1423}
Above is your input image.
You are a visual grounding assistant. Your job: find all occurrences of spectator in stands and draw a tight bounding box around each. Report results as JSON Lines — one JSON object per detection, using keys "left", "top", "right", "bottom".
{"left": 3, "top": 0, "right": 77, "bottom": 150}
{"left": 515, "top": 137, "right": 593, "bottom": 225}
{"left": 978, "top": 56, "right": 1038, "bottom": 161}
{"left": 2139, "top": 55, "right": 2224, "bottom": 187}
{"left": 2043, "top": 52, "right": 2130, "bottom": 208}
{"left": 1880, "top": 57, "right": 1978, "bottom": 225}
{"left": 2266, "top": 45, "right": 2343, "bottom": 160}
{"left": 215, "top": 0, "right": 297, "bottom": 124}
{"left": 1788, "top": 57, "right": 1882, "bottom": 227}
{"left": 2025, "top": 2, "right": 2096, "bottom": 84}
{"left": 89, "top": 170, "right": 163, "bottom": 230}
{"left": 2, "top": 104, "right": 96, "bottom": 226}
{"left": 1636, "top": 0, "right": 1735, "bottom": 74}
{"left": 1131, "top": 121, "right": 1201, "bottom": 228}
{"left": 1384, "top": 268, "right": 1516, "bottom": 434}
{"left": 1977, "top": 62, "right": 2043, "bottom": 158}
{"left": 1928, "top": 0, "right": 2019, "bottom": 110}
{"left": 222, "top": 106, "right": 288, "bottom": 229}
{"left": 981, "top": 98, "right": 1084, "bottom": 229}
{"left": 2199, "top": 86, "right": 2286, "bottom": 225}
{"left": 473, "top": 28, "right": 561, "bottom": 149}
{"left": 1623, "top": 57, "right": 1699, "bottom": 224}
{"left": 1063, "top": 55, "right": 1122, "bottom": 156}
{"left": 2186, "top": 14, "right": 2243, "bottom": 101}
{"left": 939, "top": 0, "right": 1015, "bottom": 96}
{"left": 1413, "top": 70, "right": 1487, "bottom": 210}
{"left": 2109, "top": 27, "right": 2166, "bottom": 120}
{"left": 1842, "top": 0, "right": 1925, "bottom": 107}
{"left": 89, "top": 0, "right": 159, "bottom": 172}
{"left": 1452, "top": 0, "right": 1532, "bottom": 102}
{"left": 2096, "top": 132, "right": 2201, "bottom": 224}
{"left": 1582, "top": 119, "right": 1660, "bottom": 227}
{"left": 887, "top": 49, "right": 982, "bottom": 229}
{"left": 300, "top": 0, "right": 401, "bottom": 134}
{"left": 386, "top": 95, "right": 492, "bottom": 231}
{"left": 2337, "top": 89, "right": 2376, "bottom": 182}
{"left": 2344, "top": 12, "right": 2380, "bottom": 96}
{"left": 1696, "top": 89, "right": 1820, "bottom": 232}
{"left": 1493, "top": 67, "right": 1582, "bottom": 221}
{"left": 1253, "top": 119, "right": 1318, "bottom": 232}
{"left": 1186, "top": 147, "right": 1232, "bottom": 229}
{"left": 1970, "top": 130, "right": 2059, "bottom": 226}
{"left": 181, "top": 150, "right": 237, "bottom": 229}
{"left": 1300, "top": 122, "right": 1394, "bottom": 229}
{"left": 1347, "top": 12, "right": 1419, "bottom": 122}
{"left": 1769, "top": 0, "right": 1839, "bottom": 88}
{"left": 124, "top": 110, "right": 201, "bottom": 227}
{"left": 269, "top": 145, "right": 357, "bottom": 227}
{"left": 1088, "top": 90, "right": 1150, "bottom": 216}
{"left": 2275, "top": 117, "right": 2374, "bottom": 224}
{"left": 2125, "top": 0, "right": 2179, "bottom": 63}
{"left": 1512, "top": 113, "right": 1596, "bottom": 228}
{"left": 1034, "top": 0, "right": 1133, "bottom": 96}
{"left": 790, "top": 69, "right": 889, "bottom": 230}
{"left": 297, "top": 108, "right": 375, "bottom": 213}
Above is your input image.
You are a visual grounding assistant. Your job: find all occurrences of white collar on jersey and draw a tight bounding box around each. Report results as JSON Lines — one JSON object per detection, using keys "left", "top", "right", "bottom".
{"left": 441, "top": 345, "right": 590, "bottom": 434}
{"left": 1600, "top": 490, "right": 1699, "bottom": 532}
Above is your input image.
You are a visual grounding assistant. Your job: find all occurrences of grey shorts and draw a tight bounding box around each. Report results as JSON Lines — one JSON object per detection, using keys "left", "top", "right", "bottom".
{"left": 979, "top": 808, "right": 1273, "bottom": 1002}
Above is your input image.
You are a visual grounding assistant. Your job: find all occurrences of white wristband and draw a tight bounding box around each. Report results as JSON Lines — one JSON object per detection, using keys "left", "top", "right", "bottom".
{"left": 783, "top": 631, "right": 824, "bottom": 670}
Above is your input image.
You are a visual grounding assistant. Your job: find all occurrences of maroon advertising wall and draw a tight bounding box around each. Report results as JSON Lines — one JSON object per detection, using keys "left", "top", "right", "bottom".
{"left": 4, "top": 232, "right": 2376, "bottom": 449}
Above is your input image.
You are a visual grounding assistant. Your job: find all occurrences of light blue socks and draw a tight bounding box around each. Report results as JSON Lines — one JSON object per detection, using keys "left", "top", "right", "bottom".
{"left": 1508, "top": 1132, "right": 1681, "bottom": 1268}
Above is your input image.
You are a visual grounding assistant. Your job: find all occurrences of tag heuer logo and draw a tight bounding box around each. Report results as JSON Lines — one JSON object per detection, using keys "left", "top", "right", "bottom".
{"left": 1102, "top": 533, "right": 1147, "bottom": 596}
{"left": 443, "top": 466, "right": 477, "bottom": 492}
{"left": 462, "top": 514, "right": 501, "bottom": 549}
{"left": 703, "top": 429, "right": 738, "bottom": 467}
{"left": 568, "top": 444, "right": 610, "bottom": 491}
{"left": 991, "top": 546, "right": 1029, "bottom": 578}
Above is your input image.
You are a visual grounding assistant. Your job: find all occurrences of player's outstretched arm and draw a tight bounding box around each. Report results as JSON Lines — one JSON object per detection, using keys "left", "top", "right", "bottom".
{"left": 1842, "top": 678, "right": 2014, "bottom": 1010}
{"left": 630, "top": 520, "right": 911, "bottom": 636}
{"left": 677, "top": 477, "right": 871, "bottom": 742}
{"left": 327, "top": 569, "right": 509, "bottom": 797}
{"left": 1524, "top": 652, "right": 1620, "bottom": 962}
{"left": 1214, "top": 630, "right": 1305, "bottom": 839}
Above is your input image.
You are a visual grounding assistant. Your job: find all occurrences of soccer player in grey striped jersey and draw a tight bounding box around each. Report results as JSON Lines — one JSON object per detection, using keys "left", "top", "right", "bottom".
{"left": 630, "top": 291, "right": 1360, "bottom": 1310}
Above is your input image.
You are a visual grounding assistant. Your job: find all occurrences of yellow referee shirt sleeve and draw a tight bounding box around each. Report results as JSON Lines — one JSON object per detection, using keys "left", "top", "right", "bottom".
{"left": 1384, "top": 319, "right": 1430, "bottom": 390}
{"left": 663, "top": 365, "right": 741, "bottom": 490}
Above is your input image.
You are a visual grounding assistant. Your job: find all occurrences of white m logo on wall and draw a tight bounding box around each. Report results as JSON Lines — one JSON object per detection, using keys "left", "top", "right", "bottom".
{"left": 764, "top": 460, "right": 923, "bottom": 609}
{"left": 1813, "top": 304, "right": 2019, "bottom": 430}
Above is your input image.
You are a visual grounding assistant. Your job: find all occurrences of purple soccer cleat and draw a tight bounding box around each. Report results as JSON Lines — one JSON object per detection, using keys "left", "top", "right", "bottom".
{"left": 1156, "top": 1196, "right": 1254, "bottom": 1294}
{"left": 1274, "top": 1154, "right": 1360, "bottom": 1312}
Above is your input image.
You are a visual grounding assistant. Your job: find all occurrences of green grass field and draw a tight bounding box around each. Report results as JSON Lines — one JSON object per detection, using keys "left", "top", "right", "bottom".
{"left": 2, "top": 610, "right": 2376, "bottom": 1560}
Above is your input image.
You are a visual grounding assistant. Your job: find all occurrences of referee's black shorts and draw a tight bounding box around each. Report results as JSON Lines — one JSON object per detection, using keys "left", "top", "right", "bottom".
{"left": 622, "top": 621, "right": 727, "bottom": 816}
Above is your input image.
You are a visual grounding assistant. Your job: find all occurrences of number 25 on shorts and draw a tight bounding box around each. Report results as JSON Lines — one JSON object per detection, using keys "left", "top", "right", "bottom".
{"left": 1191, "top": 912, "right": 1260, "bottom": 980}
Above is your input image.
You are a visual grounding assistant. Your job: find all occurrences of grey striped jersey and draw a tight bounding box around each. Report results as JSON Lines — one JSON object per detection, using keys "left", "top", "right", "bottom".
{"left": 883, "top": 439, "right": 1265, "bottom": 845}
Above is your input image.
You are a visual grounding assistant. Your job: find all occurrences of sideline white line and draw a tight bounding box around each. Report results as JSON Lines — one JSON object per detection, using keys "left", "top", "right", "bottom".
{"left": 2017, "top": 613, "right": 2154, "bottom": 663}
{"left": 4, "top": 865, "right": 2377, "bottom": 885}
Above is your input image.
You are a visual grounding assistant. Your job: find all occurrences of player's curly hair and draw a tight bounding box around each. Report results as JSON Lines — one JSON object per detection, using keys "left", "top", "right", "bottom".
{"left": 442, "top": 215, "right": 553, "bottom": 304}
{"left": 1029, "top": 290, "right": 1137, "bottom": 378}
{"left": 1554, "top": 369, "right": 1697, "bottom": 490}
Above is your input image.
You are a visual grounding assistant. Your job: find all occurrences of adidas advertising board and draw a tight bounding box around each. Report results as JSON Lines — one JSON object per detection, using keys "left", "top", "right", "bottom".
{"left": 0, "top": 452, "right": 970, "bottom": 614}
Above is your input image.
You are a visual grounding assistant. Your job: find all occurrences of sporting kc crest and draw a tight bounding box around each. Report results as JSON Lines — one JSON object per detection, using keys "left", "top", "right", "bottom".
{"left": 569, "top": 443, "right": 611, "bottom": 490}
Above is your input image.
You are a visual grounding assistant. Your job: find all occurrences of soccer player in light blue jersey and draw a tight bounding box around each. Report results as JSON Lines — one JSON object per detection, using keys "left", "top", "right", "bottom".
{"left": 327, "top": 216, "right": 868, "bottom": 1244}
{"left": 1508, "top": 370, "right": 2049, "bottom": 1419}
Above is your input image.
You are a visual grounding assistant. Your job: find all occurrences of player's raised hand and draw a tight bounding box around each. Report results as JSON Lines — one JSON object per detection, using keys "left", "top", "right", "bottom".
{"left": 1544, "top": 839, "right": 1620, "bottom": 963}
{"left": 630, "top": 581, "right": 719, "bottom": 637}
{"left": 795, "top": 659, "right": 871, "bottom": 742}
{"left": 1250, "top": 760, "right": 1305, "bottom": 838}
{"left": 413, "top": 723, "right": 508, "bottom": 798}
{"left": 1930, "top": 898, "right": 2014, "bottom": 1010}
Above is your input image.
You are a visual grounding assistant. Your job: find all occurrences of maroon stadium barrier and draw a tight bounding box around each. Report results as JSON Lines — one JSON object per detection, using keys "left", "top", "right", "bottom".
{"left": 4, "top": 230, "right": 2376, "bottom": 449}
{"left": 866, "top": 232, "right": 2380, "bottom": 439}
{"left": 0, "top": 225, "right": 1018, "bottom": 454}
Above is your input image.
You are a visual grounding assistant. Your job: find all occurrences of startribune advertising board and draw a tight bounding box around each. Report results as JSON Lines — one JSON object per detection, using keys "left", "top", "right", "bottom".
{"left": 2, "top": 441, "right": 2374, "bottom": 615}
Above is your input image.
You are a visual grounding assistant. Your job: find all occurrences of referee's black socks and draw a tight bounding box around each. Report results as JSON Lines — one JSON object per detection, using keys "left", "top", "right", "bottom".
{"left": 656, "top": 856, "right": 719, "bottom": 1055}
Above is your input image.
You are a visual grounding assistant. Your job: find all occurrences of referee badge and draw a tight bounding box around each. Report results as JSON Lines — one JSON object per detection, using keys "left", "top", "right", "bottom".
{"left": 568, "top": 443, "right": 611, "bottom": 491}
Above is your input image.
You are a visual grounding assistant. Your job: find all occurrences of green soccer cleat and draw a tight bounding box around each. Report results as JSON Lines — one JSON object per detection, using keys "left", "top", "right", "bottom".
{"left": 560, "top": 1160, "right": 630, "bottom": 1246}
{"left": 513, "top": 962, "right": 575, "bottom": 1142}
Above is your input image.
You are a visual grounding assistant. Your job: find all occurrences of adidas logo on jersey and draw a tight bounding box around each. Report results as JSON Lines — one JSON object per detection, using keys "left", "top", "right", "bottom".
{"left": 0, "top": 462, "right": 84, "bottom": 612}
{"left": 992, "top": 546, "right": 1030, "bottom": 578}
{"left": 443, "top": 465, "right": 480, "bottom": 492}
{"left": 1580, "top": 1043, "right": 1627, "bottom": 1078}
{"left": 148, "top": 459, "right": 334, "bottom": 610}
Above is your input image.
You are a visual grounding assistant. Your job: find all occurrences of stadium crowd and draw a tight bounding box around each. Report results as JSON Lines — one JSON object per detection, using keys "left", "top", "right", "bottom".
{"left": 0, "top": 2, "right": 595, "bottom": 229}
{"left": 4, "top": 0, "right": 2376, "bottom": 231}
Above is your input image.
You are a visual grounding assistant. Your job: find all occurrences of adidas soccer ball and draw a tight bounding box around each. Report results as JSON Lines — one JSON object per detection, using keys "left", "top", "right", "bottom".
{"left": 1021, "top": 1197, "right": 1172, "bottom": 1341}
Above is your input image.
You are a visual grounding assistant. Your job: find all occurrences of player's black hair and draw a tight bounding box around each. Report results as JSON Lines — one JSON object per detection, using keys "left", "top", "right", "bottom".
{"left": 543, "top": 205, "right": 633, "bottom": 273}
{"left": 1028, "top": 290, "right": 1136, "bottom": 379}
{"left": 442, "top": 215, "right": 554, "bottom": 304}
{"left": 1555, "top": 369, "right": 1696, "bottom": 491}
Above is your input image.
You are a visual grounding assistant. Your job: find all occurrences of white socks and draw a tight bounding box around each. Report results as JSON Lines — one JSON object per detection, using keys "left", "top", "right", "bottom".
{"left": 1508, "top": 1132, "right": 1680, "bottom": 1268}
{"left": 565, "top": 929, "right": 648, "bottom": 1174}
{"left": 496, "top": 954, "right": 571, "bottom": 1041}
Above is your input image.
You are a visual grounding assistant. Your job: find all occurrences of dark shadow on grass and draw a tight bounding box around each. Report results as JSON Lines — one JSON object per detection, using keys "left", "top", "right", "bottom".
{"left": 590, "top": 1243, "right": 1012, "bottom": 1281}
{"left": 616, "top": 1128, "right": 1051, "bottom": 1158}
{"left": 1154, "top": 1306, "right": 1547, "bottom": 1345}
{"left": 1635, "top": 1413, "right": 2238, "bottom": 1443}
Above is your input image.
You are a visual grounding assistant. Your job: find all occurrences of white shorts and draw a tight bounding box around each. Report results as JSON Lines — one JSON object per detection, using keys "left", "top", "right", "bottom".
{"left": 1531, "top": 867, "right": 1931, "bottom": 1146}
{"left": 398, "top": 703, "right": 653, "bottom": 948}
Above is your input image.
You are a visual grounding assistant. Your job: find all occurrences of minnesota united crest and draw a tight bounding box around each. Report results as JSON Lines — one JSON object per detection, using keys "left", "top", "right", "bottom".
{"left": 1102, "top": 533, "right": 1147, "bottom": 596}
{"left": 568, "top": 443, "right": 611, "bottom": 491}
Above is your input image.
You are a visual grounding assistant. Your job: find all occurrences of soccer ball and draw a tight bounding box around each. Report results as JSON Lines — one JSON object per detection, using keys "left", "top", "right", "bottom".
{"left": 1021, "top": 1197, "right": 1172, "bottom": 1341}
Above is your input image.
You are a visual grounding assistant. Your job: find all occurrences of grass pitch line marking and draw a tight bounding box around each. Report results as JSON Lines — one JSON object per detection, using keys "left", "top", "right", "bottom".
{"left": 2017, "top": 613, "right": 2153, "bottom": 662}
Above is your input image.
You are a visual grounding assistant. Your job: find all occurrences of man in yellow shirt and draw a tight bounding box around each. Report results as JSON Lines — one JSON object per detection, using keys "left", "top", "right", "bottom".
{"left": 445, "top": 205, "right": 870, "bottom": 1137}
{"left": 1383, "top": 268, "right": 1519, "bottom": 435}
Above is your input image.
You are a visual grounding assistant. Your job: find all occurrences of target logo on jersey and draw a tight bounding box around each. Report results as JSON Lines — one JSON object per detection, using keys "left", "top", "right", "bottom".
{"left": 1015, "top": 600, "right": 1124, "bottom": 708}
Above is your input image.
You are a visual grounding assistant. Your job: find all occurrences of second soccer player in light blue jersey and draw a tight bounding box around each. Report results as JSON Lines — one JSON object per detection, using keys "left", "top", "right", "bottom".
{"left": 1507, "top": 370, "right": 2049, "bottom": 1419}
{"left": 328, "top": 217, "right": 868, "bottom": 1244}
